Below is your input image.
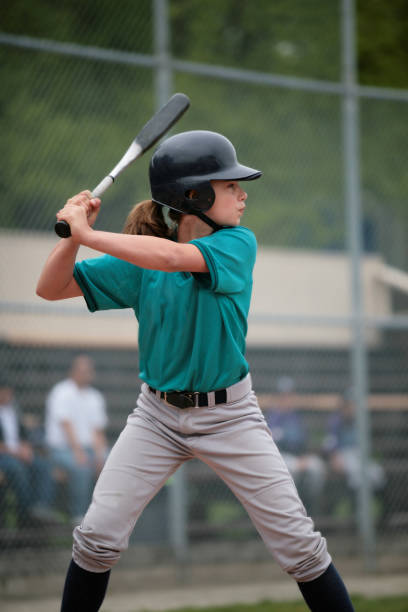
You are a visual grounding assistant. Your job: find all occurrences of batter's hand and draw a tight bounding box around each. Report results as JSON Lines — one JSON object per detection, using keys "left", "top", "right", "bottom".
{"left": 56, "top": 191, "right": 101, "bottom": 242}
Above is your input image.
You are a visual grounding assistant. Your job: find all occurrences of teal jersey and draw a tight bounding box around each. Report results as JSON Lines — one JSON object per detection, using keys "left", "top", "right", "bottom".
{"left": 74, "top": 226, "right": 257, "bottom": 392}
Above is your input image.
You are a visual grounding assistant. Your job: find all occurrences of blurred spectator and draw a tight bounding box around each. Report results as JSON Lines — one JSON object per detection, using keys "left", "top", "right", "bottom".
{"left": 45, "top": 355, "right": 108, "bottom": 525}
{"left": 264, "top": 376, "right": 326, "bottom": 516}
{"left": 323, "top": 389, "right": 386, "bottom": 495}
{"left": 0, "top": 376, "right": 55, "bottom": 526}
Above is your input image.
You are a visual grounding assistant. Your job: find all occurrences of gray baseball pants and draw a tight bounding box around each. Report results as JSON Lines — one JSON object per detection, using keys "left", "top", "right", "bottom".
{"left": 73, "top": 374, "right": 331, "bottom": 582}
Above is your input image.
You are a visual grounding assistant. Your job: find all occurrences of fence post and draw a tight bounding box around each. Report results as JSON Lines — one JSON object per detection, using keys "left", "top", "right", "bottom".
{"left": 154, "top": 0, "right": 172, "bottom": 108}
{"left": 341, "top": 0, "right": 376, "bottom": 570}
{"left": 168, "top": 465, "right": 189, "bottom": 570}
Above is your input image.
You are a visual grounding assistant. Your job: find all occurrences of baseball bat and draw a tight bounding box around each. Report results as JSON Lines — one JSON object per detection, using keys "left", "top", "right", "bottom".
{"left": 55, "top": 92, "right": 190, "bottom": 238}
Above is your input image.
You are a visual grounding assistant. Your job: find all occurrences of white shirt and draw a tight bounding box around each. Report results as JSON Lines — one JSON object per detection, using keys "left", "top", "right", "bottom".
{"left": 45, "top": 379, "right": 107, "bottom": 449}
{"left": 0, "top": 404, "right": 20, "bottom": 451}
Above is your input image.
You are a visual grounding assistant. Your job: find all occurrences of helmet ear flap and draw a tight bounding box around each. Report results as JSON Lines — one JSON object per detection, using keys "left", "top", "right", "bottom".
{"left": 182, "top": 180, "right": 215, "bottom": 212}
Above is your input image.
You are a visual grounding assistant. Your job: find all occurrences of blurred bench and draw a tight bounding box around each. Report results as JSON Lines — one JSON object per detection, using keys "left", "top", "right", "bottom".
{"left": 1, "top": 393, "right": 407, "bottom": 547}
{"left": 0, "top": 465, "right": 74, "bottom": 549}
{"left": 184, "top": 393, "right": 408, "bottom": 539}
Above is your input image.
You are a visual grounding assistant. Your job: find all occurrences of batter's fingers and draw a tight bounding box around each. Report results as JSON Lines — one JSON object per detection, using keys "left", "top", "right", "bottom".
{"left": 79, "top": 190, "right": 93, "bottom": 199}
{"left": 66, "top": 197, "right": 93, "bottom": 216}
{"left": 66, "top": 191, "right": 93, "bottom": 206}
{"left": 58, "top": 201, "right": 85, "bottom": 217}
{"left": 56, "top": 202, "right": 88, "bottom": 221}
{"left": 56, "top": 210, "right": 68, "bottom": 221}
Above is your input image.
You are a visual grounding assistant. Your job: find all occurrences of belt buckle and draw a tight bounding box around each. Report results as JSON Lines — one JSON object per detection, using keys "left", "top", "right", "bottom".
{"left": 164, "top": 391, "right": 198, "bottom": 409}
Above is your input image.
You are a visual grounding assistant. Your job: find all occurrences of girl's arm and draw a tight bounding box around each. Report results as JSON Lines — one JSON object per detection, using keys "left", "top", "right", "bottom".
{"left": 36, "top": 238, "right": 83, "bottom": 300}
{"left": 80, "top": 231, "right": 207, "bottom": 272}
{"left": 36, "top": 191, "right": 101, "bottom": 300}
{"left": 55, "top": 194, "right": 208, "bottom": 273}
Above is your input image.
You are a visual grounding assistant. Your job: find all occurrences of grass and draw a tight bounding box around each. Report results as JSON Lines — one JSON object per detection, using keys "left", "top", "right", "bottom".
{"left": 134, "top": 596, "right": 408, "bottom": 612}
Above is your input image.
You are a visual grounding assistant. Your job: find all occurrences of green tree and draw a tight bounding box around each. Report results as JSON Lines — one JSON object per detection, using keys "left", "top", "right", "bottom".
{"left": 358, "top": 0, "right": 408, "bottom": 88}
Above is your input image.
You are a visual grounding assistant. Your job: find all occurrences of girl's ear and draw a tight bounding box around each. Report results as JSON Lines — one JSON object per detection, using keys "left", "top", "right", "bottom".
{"left": 187, "top": 189, "right": 199, "bottom": 200}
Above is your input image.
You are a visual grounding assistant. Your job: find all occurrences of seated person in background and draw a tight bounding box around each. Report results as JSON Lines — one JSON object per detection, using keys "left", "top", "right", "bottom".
{"left": 0, "top": 376, "right": 55, "bottom": 526}
{"left": 323, "top": 389, "right": 386, "bottom": 500}
{"left": 264, "top": 376, "right": 326, "bottom": 516}
{"left": 45, "top": 355, "right": 108, "bottom": 525}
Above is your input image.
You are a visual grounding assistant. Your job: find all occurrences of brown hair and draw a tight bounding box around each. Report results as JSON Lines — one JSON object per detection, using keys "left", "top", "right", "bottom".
{"left": 122, "top": 200, "right": 181, "bottom": 238}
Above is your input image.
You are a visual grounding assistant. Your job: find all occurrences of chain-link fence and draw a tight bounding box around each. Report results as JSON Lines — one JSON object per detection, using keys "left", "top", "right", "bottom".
{"left": 1, "top": 0, "right": 408, "bottom": 582}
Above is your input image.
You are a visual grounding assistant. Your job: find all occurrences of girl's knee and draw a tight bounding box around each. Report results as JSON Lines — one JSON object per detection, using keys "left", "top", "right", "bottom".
{"left": 72, "top": 525, "right": 122, "bottom": 572}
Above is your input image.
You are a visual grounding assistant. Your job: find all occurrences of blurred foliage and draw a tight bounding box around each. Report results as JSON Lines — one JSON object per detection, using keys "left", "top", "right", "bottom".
{"left": 171, "top": 0, "right": 341, "bottom": 80}
{"left": 2, "top": 0, "right": 407, "bottom": 85}
{"left": 358, "top": 0, "right": 408, "bottom": 88}
{"left": 0, "top": 0, "right": 153, "bottom": 53}
{"left": 0, "top": 0, "right": 407, "bottom": 262}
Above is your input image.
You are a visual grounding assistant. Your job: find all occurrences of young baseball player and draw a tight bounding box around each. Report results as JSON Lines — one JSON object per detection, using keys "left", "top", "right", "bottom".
{"left": 37, "top": 130, "right": 354, "bottom": 612}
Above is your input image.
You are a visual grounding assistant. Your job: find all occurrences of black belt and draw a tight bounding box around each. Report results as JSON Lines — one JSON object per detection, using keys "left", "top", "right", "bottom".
{"left": 148, "top": 386, "right": 227, "bottom": 409}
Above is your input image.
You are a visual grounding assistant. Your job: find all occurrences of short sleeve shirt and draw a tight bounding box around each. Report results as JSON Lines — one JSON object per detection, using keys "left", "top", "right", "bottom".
{"left": 74, "top": 226, "right": 257, "bottom": 391}
{"left": 45, "top": 379, "right": 108, "bottom": 449}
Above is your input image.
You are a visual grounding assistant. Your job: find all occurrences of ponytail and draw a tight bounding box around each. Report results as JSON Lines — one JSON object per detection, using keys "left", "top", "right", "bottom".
{"left": 122, "top": 200, "right": 181, "bottom": 238}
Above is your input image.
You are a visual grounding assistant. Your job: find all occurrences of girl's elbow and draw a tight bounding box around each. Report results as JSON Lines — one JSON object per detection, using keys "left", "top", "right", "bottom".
{"left": 36, "top": 286, "right": 54, "bottom": 300}
{"left": 36, "top": 283, "right": 60, "bottom": 301}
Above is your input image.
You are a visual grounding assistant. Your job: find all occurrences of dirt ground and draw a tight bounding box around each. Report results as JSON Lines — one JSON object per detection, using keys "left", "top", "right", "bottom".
{"left": 2, "top": 558, "right": 408, "bottom": 612}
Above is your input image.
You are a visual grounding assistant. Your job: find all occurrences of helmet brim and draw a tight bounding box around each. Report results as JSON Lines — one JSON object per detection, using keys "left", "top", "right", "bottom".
{"left": 199, "top": 164, "right": 262, "bottom": 182}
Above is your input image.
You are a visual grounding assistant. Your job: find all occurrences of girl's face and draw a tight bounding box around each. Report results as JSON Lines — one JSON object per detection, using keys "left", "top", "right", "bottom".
{"left": 206, "top": 180, "right": 248, "bottom": 226}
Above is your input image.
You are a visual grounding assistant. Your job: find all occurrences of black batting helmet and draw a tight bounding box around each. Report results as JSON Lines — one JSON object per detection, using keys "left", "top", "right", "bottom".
{"left": 149, "top": 130, "right": 262, "bottom": 220}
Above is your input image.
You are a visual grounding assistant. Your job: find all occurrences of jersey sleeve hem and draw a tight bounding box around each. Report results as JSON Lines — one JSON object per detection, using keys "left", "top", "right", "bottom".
{"left": 73, "top": 264, "right": 98, "bottom": 312}
{"left": 190, "top": 240, "right": 218, "bottom": 290}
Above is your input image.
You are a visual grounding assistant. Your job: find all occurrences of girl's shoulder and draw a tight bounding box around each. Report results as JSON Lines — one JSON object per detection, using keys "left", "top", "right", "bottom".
{"left": 204, "top": 225, "right": 257, "bottom": 248}
{"left": 218, "top": 225, "right": 257, "bottom": 253}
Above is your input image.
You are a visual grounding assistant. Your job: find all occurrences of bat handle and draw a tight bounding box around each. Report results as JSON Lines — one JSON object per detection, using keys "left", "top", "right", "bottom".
{"left": 54, "top": 176, "right": 114, "bottom": 238}
{"left": 92, "top": 175, "right": 113, "bottom": 198}
{"left": 54, "top": 220, "right": 72, "bottom": 238}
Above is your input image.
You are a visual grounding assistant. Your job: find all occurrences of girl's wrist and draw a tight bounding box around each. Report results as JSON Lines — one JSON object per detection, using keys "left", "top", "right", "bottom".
{"left": 76, "top": 225, "right": 94, "bottom": 246}
{"left": 56, "top": 235, "right": 82, "bottom": 254}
